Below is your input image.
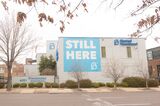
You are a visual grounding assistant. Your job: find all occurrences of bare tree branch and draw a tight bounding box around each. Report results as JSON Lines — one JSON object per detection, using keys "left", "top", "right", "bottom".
{"left": 114, "top": 0, "right": 125, "bottom": 10}
{"left": 131, "top": 0, "right": 160, "bottom": 16}
{"left": 104, "top": 58, "right": 125, "bottom": 89}
{"left": 0, "top": 14, "right": 38, "bottom": 91}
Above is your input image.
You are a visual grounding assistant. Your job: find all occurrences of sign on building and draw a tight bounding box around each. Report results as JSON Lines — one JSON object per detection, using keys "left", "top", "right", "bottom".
{"left": 12, "top": 76, "right": 54, "bottom": 84}
{"left": 63, "top": 37, "right": 101, "bottom": 72}
{"left": 114, "top": 39, "right": 137, "bottom": 46}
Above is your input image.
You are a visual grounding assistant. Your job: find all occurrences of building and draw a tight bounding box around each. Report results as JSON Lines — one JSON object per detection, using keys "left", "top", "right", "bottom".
{"left": 24, "top": 40, "right": 57, "bottom": 76}
{"left": 57, "top": 37, "right": 148, "bottom": 83}
{"left": 36, "top": 40, "right": 57, "bottom": 63}
{"left": 0, "top": 62, "right": 24, "bottom": 78}
{"left": 147, "top": 47, "right": 160, "bottom": 78}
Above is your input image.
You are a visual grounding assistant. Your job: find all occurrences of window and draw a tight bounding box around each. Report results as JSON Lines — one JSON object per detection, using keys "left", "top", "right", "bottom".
{"left": 101, "top": 47, "right": 106, "bottom": 58}
{"left": 147, "top": 51, "right": 153, "bottom": 60}
{"left": 127, "top": 47, "right": 132, "bottom": 58}
{"left": 0, "top": 67, "right": 4, "bottom": 73}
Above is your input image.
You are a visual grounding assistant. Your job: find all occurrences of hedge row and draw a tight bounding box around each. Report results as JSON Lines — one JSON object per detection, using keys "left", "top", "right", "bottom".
{"left": 105, "top": 77, "right": 159, "bottom": 88}
{"left": 122, "top": 77, "right": 159, "bottom": 87}
{"left": 12, "top": 82, "right": 58, "bottom": 88}
{"left": 3, "top": 77, "right": 160, "bottom": 89}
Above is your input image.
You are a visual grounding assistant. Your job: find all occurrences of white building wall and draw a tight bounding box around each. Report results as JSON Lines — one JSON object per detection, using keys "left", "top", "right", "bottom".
{"left": 57, "top": 37, "right": 148, "bottom": 83}
{"left": 24, "top": 64, "right": 40, "bottom": 76}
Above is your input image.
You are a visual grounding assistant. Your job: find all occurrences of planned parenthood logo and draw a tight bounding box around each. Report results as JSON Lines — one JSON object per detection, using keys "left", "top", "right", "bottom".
{"left": 63, "top": 37, "right": 101, "bottom": 72}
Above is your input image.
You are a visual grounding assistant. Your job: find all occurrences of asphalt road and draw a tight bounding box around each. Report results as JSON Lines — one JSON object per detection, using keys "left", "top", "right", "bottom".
{"left": 0, "top": 91, "right": 160, "bottom": 106}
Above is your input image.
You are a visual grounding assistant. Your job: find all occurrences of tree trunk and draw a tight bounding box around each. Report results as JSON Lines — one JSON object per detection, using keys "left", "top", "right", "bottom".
{"left": 146, "top": 79, "right": 149, "bottom": 89}
{"left": 114, "top": 81, "right": 117, "bottom": 89}
{"left": 77, "top": 80, "right": 80, "bottom": 90}
{"left": 7, "top": 66, "right": 12, "bottom": 91}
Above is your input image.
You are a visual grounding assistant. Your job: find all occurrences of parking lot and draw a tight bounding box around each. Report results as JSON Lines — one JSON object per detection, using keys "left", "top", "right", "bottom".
{"left": 0, "top": 91, "right": 160, "bottom": 106}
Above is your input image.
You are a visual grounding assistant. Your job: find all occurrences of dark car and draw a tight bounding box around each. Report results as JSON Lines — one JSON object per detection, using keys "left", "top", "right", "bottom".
{"left": 0, "top": 76, "right": 7, "bottom": 84}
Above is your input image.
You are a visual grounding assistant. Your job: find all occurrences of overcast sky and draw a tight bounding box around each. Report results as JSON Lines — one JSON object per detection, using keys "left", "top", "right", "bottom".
{"left": 31, "top": 0, "right": 160, "bottom": 49}
{"left": 0, "top": 0, "right": 160, "bottom": 63}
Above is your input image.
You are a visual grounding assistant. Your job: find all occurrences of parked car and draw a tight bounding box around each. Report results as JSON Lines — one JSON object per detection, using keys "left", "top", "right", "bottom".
{"left": 0, "top": 76, "right": 7, "bottom": 84}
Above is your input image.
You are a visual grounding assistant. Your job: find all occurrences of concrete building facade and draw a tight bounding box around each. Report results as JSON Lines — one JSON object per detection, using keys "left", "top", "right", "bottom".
{"left": 57, "top": 37, "right": 148, "bottom": 83}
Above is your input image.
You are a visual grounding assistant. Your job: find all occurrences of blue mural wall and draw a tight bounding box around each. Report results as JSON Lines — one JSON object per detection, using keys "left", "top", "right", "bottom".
{"left": 63, "top": 37, "right": 101, "bottom": 72}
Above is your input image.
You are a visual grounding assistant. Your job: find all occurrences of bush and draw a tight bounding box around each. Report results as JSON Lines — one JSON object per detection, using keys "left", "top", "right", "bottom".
{"left": 122, "top": 77, "right": 146, "bottom": 87}
{"left": 45, "top": 82, "right": 52, "bottom": 88}
{"left": 106, "top": 83, "right": 114, "bottom": 88}
{"left": 65, "top": 80, "right": 77, "bottom": 88}
{"left": 28, "top": 83, "right": 35, "bottom": 88}
{"left": 118, "top": 82, "right": 128, "bottom": 87}
{"left": 51, "top": 83, "right": 59, "bottom": 88}
{"left": 92, "top": 82, "right": 100, "bottom": 88}
{"left": 98, "top": 82, "right": 105, "bottom": 87}
{"left": 60, "top": 83, "right": 66, "bottom": 88}
{"left": 148, "top": 79, "right": 159, "bottom": 87}
{"left": 0, "top": 83, "right": 5, "bottom": 88}
{"left": 35, "top": 82, "right": 43, "bottom": 88}
{"left": 13, "top": 83, "right": 20, "bottom": 88}
{"left": 80, "top": 79, "right": 92, "bottom": 88}
{"left": 20, "top": 83, "right": 27, "bottom": 88}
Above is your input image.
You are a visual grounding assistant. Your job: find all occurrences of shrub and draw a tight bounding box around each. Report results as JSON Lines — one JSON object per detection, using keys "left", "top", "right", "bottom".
{"left": 148, "top": 79, "right": 159, "bottom": 87}
{"left": 0, "top": 83, "right": 5, "bottom": 88}
{"left": 92, "top": 82, "right": 100, "bottom": 88}
{"left": 65, "top": 80, "right": 77, "bottom": 88}
{"left": 60, "top": 83, "right": 66, "bottom": 88}
{"left": 118, "top": 82, "right": 128, "bottom": 87}
{"left": 106, "top": 83, "right": 114, "bottom": 88}
{"left": 13, "top": 83, "right": 20, "bottom": 88}
{"left": 28, "top": 83, "right": 35, "bottom": 88}
{"left": 122, "top": 77, "right": 146, "bottom": 87}
{"left": 80, "top": 79, "right": 92, "bottom": 88}
{"left": 35, "top": 82, "right": 43, "bottom": 88}
{"left": 45, "top": 82, "right": 52, "bottom": 88}
{"left": 51, "top": 83, "right": 59, "bottom": 88}
{"left": 98, "top": 82, "right": 105, "bottom": 87}
{"left": 19, "top": 83, "right": 27, "bottom": 88}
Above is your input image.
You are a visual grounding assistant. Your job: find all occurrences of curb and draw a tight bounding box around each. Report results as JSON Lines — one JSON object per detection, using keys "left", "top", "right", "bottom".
{"left": 0, "top": 88, "right": 160, "bottom": 94}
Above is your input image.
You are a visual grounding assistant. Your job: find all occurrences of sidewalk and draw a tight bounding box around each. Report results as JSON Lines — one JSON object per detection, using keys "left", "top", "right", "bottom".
{"left": 0, "top": 87, "right": 160, "bottom": 94}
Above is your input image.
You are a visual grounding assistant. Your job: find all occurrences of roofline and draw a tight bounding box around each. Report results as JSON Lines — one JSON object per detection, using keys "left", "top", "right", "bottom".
{"left": 58, "top": 36, "right": 146, "bottom": 39}
{"left": 147, "top": 46, "right": 160, "bottom": 51}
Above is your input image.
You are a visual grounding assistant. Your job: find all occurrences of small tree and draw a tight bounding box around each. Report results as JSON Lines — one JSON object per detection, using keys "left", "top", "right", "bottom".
{"left": 135, "top": 59, "right": 149, "bottom": 89}
{"left": 69, "top": 64, "right": 85, "bottom": 89}
{"left": 39, "top": 55, "right": 56, "bottom": 82}
{"left": 104, "top": 59, "right": 125, "bottom": 89}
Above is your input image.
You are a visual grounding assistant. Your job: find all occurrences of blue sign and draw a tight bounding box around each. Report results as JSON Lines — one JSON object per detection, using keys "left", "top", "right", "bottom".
{"left": 63, "top": 37, "right": 101, "bottom": 72}
{"left": 114, "top": 39, "right": 137, "bottom": 46}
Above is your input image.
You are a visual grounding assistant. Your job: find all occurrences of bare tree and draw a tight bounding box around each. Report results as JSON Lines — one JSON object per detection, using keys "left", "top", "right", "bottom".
{"left": 69, "top": 64, "right": 85, "bottom": 89}
{"left": 0, "top": 14, "right": 37, "bottom": 91}
{"left": 104, "top": 59, "right": 125, "bottom": 89}
{"left": 135, "top": 59, "right": 149, "bottom": 89}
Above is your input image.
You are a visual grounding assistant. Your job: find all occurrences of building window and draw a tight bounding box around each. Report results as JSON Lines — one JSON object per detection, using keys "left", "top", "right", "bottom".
{"left": 127, "top": 47, "right": 132, "bottom": 58}
{"left": 147, "top": 51, "right": 153, "bottom": 60}
{"left": 101, "top": 46, "right": 106, "bottom": 58}
{"left": 0, "top": 67, "right": 4, "bottom": 73}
